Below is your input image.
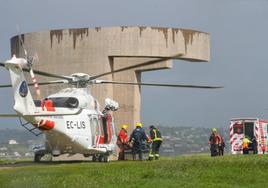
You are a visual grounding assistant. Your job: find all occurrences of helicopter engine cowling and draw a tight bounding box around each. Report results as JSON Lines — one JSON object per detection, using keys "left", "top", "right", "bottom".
{"left": 104, "top": 98, "right": 119, "bottom": 112}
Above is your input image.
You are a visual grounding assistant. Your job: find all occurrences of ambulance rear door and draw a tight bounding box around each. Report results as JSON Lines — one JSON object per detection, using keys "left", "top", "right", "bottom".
{"left": 230, "top": 120, "right": 244, "bottom": 154}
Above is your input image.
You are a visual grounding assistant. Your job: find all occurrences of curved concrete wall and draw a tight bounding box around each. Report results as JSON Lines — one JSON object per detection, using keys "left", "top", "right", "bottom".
{"left": 10, "top": 26, "right": 210, "bottom": 129}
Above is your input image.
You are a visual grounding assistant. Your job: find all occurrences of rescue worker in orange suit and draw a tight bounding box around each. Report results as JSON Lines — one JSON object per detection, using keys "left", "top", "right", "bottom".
{"left": 208, "top": 128, "right": 221, "bottom": 157}
{"left": 148, "top": 125, "right": 162, "bottom": 160}
{"left": 116, "top": 124, "right": 129, "bottom": 160}
{"left": 242, "top": 136, "right": 252, "bottom": 154}
{"left": 129, "top": 122, "right": 148, "bottom": 161}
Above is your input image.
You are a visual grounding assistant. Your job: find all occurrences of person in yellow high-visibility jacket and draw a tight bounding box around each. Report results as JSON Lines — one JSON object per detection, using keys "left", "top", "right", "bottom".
{"left": 148, "top": 125, "right": 162, "bottom": 160}
{"left": 243, "top": 136, "right": 252, "bottom": 154}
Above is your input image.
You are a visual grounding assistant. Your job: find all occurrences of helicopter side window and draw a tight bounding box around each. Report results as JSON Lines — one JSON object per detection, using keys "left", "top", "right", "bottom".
{"left": 90, "top": 118, "right": 96, "bottom": 145}
{"left": 47, "top": 97, "right": 79, "bottom": 108}
{"left": 93, "top": 118, "right": 100, "bottom": 136}
{"left": 90, "top": 116, "right": 101, "bottom": 146}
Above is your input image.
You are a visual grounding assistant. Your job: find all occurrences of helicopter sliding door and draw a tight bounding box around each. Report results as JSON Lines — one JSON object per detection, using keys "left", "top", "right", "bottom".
{"left": 102, "top": 113, "right": 113, "bottom": 144}
{"left": 89, "top": 114, "right": 115, "bottom": 147}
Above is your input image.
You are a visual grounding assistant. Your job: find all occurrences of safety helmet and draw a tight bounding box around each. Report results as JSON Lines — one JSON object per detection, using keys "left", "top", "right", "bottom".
{"left": 212, "top": 128, "right": 217, "bottom": 133}
{"left": 122, "top": 124, "right": 128, "bottom": 130}
{"left": 149, "top": 125, "right": 155, "bottom": 129}
{"left": 136, "top": 122, "right": 143, "bottom": 128}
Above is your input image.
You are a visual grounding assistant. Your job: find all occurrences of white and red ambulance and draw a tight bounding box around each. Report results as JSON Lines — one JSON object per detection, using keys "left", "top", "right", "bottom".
{"left": 230, "top": 118, "right": 268, "bottom": 154}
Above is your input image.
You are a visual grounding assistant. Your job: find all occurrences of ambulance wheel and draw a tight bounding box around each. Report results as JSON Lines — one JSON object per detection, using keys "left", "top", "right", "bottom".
{"left": 104, "top": 155, "right": 110, "bottom": 162}
{"left": 34, "top": 154, "right": 43, "bottom": 162}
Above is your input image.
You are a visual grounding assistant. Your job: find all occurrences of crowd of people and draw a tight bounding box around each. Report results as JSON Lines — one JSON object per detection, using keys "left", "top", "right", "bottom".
{"left": 116, "top": 122, "right": 162, "bottom": 161}
{"left": 117, "top": 125, "right": 263, "bottom": 160}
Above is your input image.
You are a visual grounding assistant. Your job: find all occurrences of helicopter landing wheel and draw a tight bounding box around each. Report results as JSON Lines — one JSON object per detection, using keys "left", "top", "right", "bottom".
{"left": 98, "top": 155, "right": 103, "bottom": 162}
{"left": 103, "top": 155, "right": 110, "bottom": 163}
{"left": 34, "top": 154, "right": 43, "bottom": 162}
{"left": 92, "top": 155, "right": 97, "bottom": 162}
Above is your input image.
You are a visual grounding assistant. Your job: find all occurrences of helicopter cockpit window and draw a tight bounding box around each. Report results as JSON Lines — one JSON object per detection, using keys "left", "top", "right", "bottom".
{"left": 47, "top": 97, "right": 79, "bottom": 108}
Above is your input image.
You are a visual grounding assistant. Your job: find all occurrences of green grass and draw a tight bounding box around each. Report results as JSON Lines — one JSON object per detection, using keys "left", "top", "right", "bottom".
{"left": 0, "top": 155, "right": 268, "bottom": 188}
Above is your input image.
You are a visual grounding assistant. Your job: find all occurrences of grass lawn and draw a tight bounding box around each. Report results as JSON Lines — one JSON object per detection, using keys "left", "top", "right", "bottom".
{"left": 0, "top": 155, "right": 268, "bottom": 188}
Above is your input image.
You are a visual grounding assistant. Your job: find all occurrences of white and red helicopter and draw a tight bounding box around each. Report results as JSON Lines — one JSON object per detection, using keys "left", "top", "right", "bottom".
{"left": 0, "top": 43, "right": 222, "bottom": 162}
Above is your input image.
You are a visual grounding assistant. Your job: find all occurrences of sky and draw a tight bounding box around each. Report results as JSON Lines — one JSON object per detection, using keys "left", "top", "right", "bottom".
{"left": 0, "top": 0, "right": 268, "bottom": 129}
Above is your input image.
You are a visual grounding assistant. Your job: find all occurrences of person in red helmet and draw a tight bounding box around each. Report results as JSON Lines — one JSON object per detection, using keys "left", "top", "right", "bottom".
{"left": 116, "top": 124, "right": 129, "bottom": 160}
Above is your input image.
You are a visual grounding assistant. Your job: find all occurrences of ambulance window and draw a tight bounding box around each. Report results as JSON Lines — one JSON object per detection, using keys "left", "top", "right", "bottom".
{"left": 233, "top": 123, "right": 243, "bottom": 134}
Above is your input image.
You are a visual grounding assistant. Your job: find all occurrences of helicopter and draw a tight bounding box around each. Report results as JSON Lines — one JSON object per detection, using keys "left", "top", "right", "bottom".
{"left": 0, "top": 39, "right": 222, "bottom": 162}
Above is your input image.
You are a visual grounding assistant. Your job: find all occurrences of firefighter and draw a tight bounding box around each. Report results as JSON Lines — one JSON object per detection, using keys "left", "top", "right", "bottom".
{"left": 129, "top": 122, "right": 148, "bottom": 161}
{"left": 208, "top": 128, "right": 221, "bottom": 157}
{"left": 252, "top": 136, "right": 258, "bottom": 154}
{"left": 218, "top": 135, "right": 225, "bottom": 156}
{"left": 116, "top": 124, "right": 129, "bottom": 160}
{"left": 242, "top": 136, "right": 252, "bottom": 154}
{"left": 148, "top": 125, "right": 162, "bottom": 160}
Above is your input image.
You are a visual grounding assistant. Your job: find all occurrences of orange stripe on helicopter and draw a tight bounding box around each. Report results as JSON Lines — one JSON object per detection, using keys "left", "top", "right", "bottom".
{"left": 34, "top": 119, "right": 55, "bottom": 130}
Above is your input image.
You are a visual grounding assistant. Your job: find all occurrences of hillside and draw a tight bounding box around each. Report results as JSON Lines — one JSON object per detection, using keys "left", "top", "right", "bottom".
{"left": 0, "top": 155, "right": 268, "bottom": 188}
{"left": 155, "top": 126, "right": 229, "bottom": 155}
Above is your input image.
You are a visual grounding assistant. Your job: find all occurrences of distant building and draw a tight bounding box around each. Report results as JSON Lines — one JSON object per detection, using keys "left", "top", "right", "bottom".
{"left": 13, "top": 152, "right": 21, "bottom": 157}
{"left": 0, "top": 152, "right": 7, "bottom": 156}
{"left": 25, "top": 152, "right": 33, "bottom": 157}
{"left": 9, "top": 139, "right": 18, "bottom": 145}
{"left": 0, "top": 147, "right": 7, "bottom": 151}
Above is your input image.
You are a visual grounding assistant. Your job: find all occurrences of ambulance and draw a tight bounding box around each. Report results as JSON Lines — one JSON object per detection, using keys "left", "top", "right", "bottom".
{"left": 230, "top": 118, "right": 268, "bottom": 154}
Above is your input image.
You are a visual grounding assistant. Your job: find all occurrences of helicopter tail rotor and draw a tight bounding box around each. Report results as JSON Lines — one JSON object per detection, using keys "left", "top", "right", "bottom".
{"left": 16, "top": 25, "right": 44, "bottom": 99}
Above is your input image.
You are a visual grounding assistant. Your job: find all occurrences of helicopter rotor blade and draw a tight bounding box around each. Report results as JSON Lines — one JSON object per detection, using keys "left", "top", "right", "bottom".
{"left": 28, "top": 80, "right": 68, "bottom": 86}
{"left": 0, "top": 80, "right": 67, "bottom": 88}
{"left": 95, "top": 80, "right": 223, "bottom": 89}
{"left": 89, "top": 54, "right": 184, "bottom": 80}
{"left": 22, "top": 68, "right": 73, "bottom": 81}
{"left": 0, "top": 84, "right": 12, "bottom": 88}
